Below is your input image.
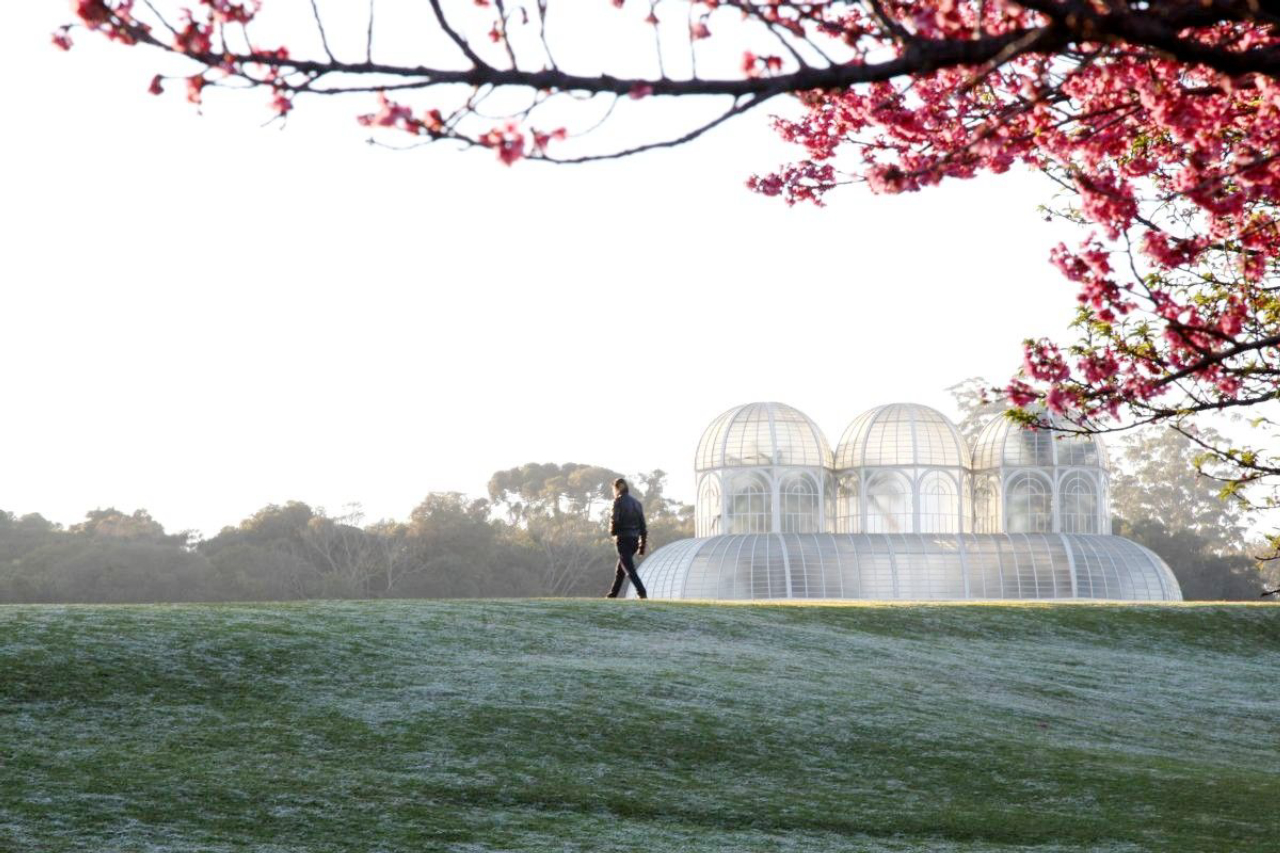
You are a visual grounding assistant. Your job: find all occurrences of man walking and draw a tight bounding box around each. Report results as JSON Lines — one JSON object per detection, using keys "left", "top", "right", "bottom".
{"left": 606, "top": 478, "right": 648, "bottom": 599}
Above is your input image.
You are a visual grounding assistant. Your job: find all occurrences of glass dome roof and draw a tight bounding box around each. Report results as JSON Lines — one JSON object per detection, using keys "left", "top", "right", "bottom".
{"left": 972, "top": 414, "right": 1108, "bottom": 471}
{"left": 836, "top": 403, "right": 971, "bottom": 470}
{"left": 695, "top": 402, "right": 832, "bottom": 471}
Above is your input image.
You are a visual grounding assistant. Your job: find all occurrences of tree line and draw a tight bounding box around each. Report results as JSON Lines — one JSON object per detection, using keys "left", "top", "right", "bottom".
{"left": 0, "top": 465, "right": 692, "bottom": 603}
{"left": 2, "top": 420, "right": 1275, "bottom": 602}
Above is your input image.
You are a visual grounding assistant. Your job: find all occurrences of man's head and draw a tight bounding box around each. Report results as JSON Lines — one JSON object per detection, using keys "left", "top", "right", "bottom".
{"left": 613, "top": 478, "right": 629, "bottom": 496}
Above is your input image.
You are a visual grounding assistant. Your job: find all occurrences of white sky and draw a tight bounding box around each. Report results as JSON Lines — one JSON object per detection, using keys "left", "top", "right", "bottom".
{"left": 2, "top": 4, "right": 1088, "bottom": 535}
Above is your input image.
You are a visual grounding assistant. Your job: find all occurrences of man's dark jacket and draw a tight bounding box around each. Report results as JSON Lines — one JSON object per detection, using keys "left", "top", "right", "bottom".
{"left": 610, "top": 493, "right": 647, "bottom": 541}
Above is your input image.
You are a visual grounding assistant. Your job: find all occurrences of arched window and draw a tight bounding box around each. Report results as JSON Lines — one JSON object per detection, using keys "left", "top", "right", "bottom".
{"left": 917, "top": 471, "right": 959, "bottom": 533}
{"left": 696, "top": 475, "right": 721, "bottom": 537}
{"left": 837, "top": 473, "right": 860, "bottom": 533}
{"left": 974, "top": 475, "right": 1001, "bottom": 534}
{"left": 865, "top": 471, "right": 912, "bottom": 534}
{"left": 727, "top": 473, "right": 771, "bottom": 534}
{"left": 780, "top": 473, "right": 820, "bottom": 533}
{"left": 1060, "top": 472, "right": 1099, "bottom": 533}
{"left": 1006, "top": 472, "right": 1053, "bottom": 533}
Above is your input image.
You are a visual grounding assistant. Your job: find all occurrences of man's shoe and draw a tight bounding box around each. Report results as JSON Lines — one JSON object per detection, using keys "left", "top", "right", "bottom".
{"left": 604, "top": 593, "right": 618, "bottom": 599}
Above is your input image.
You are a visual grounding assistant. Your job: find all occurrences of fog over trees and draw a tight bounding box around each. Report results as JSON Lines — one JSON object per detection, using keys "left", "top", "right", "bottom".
{"left": 1, "top": 410, "right": 1274, "bottom": 601}
{"left": 0, "top": 465, "right": 692, "bottom": 603}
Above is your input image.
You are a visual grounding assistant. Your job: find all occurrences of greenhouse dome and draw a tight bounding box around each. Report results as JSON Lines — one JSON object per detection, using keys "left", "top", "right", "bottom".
{"left": 836, "top": 403, "right": 971, "bottom": 470}
{"left": 696, "top": 401, "right": 832, "bottom": 471}
{"left": 971, "top": 412, "right": 1108, "bottom": 470}
{"left": 693, "top": 402, "right": 834, "bottom": 538}
{"left": 834, "top": 404, "right": 972, "bottom": 535}
{"left": 971, "top": 414, "right": 1110, "bottom": 535}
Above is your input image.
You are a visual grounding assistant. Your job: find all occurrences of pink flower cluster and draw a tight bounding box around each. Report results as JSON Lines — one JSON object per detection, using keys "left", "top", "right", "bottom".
{"left": 357, "top": 93, "right": 445, "bottom": 137}
{"left": 754, "top": 1, "right": 1280, "bottom": 424}
{"left": 67, "top": 0, "right": 144, "bottom": 45}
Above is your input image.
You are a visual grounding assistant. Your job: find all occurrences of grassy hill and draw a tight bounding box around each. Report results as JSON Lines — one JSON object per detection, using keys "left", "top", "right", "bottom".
{"left": 1, "top": 600, "right": 1277, "bottom": 852}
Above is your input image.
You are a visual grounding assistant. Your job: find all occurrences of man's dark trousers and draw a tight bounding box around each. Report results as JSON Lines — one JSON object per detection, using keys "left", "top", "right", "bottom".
{"left": 608, "top": 535, "right": 648, "bottom": 598}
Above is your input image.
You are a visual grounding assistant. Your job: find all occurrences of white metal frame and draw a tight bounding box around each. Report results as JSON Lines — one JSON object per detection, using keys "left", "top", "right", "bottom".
{"left": 694, "top": 402, "right": 832, "bottom": 537}
{"left": 971, "top": 414, "right": 1111, "bottom": 536}
{"left": 834, "top": 404, "right": 973, "bottom": 534}
{"left": 695, "top": 403, "right": 1113, "bottom": 540}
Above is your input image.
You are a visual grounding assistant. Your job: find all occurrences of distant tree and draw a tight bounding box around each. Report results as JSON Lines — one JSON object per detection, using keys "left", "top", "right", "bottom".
{"left": 0, "top": 511, "right": 63, "bottom": 566}
{"left": 221, "top": 501, "right": 317, "bottom": 550}
{"left": 1261, "top": 560, "right": 1280, "bottom": 597}
{"left": 0, "top": 462, "right": 691, "bottom": 602}
{"left": 361, "top": 518, "right": 417, "bottom": 598}
{"left": 632, "top": 469, "right": 695, "bottom": 554}
{"left": 0, "top": 508, "right": 219, "bottom": 603}
{"left": 1114, "top": 518, "right": 1264, "bottom": 601}
{"left": 70, "top": 507, "right": 192, "bottom": 547}
{"left": 488, "top": 464, "right": 693, "bottom": 596}
{"left": 1110, "top": 428, "right": 1251, "bottom": 554}
{"left": 1110, "top": 427, "right": 1265, "bottom": 599}
{"left": 297, "top": 504, "right": 397, "bottom": 598}
{"left": 523, "top": 514, "right": 611, "bottom": 597}
{"left": 3, "top": 538, "right": 216, "bottom": 603}
{"left": 205, "top": 542, "right": 318, "bottom": 601}
{"left": 946, "top": 378, "right": 1007, "bottom": 447}
{"left": 487, "top": 463, "right": 624, "bottom": 522}
{"left": 200, "top": 501, "right": 324, "bottom": 593}
{"left": 399, "top": 493, "right": 536, "bottom": 598}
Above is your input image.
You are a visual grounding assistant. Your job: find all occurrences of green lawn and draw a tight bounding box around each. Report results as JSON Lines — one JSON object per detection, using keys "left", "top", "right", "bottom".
{"left": 1, "top": 600, "right": 1277, "bottom": 852}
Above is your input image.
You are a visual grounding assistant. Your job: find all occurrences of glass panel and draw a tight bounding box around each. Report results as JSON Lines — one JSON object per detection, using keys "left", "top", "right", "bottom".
{"left": 865, "top": 471, "right": 913, "bottom": 534}
{"left": 836, "top": 410, "right": 876, "bottom": 469}
{"left": 815, "top": 533, "right": 841, "bottom": 597}
{"left": 893, "top": 535, "right": 965, "bottom": 599}
{"left": 1038, "top": 534, "right": 1074, "bottom": 598}
{"left": 1060, "top": 472, "right": 1099, "bottom": 534}
{"left": 837, "top": 473, "right": 860, "bottom": 533}
{"left": 918, "top": 471, "right": 959, "bottom": 534}
{"left": 863, "top": 406, "right": 914, "bottom": 467}
{"left": 974, "top": 474, "right": 1001, "bottom": 534}
{"left": 1007, "top": 473, "right": 1053, "bottom": 533}
{"left": 856, "top": 535, "right": 896, "bottom": 598}
{"left": 727, "top": 472, "right": 771, "bottom": 534}
{"left": 700, "top": 403, "right": 830, "bottom": 470}
{"left": 1056, "top": 432, "right": 1101, "bottom": 466}
{"left": 780, "top": 473, "right": 820, "bottom": 534}
{"left": 1004, "top": 425, "right": 1055, "bottom": 467}
{"left": 972, "top": 418, "right": 1006, "bottom": 471}
{"left": 772, "top": 407, "right": 831, "bottom": 467}
{"left": 696, "top": 474, "right": 721, "bottom": 538}
{"left": 695, "top": 408, "right": 731, "bottom": 472}
{"left": 824, "top": 471, "right": 837, "bottom": 535}
{"left": 963, "top": 534, "right": 1005, "bottom": 598}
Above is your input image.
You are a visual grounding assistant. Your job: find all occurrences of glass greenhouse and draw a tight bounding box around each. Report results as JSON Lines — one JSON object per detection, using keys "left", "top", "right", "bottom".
{"left": 635, "top": 401, "right": 1182, "bottom": 601}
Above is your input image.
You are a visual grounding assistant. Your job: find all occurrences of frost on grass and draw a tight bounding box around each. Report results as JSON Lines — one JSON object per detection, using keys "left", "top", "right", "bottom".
{"left": 0, "top": 600, "right": 1276, "bottom": 852}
